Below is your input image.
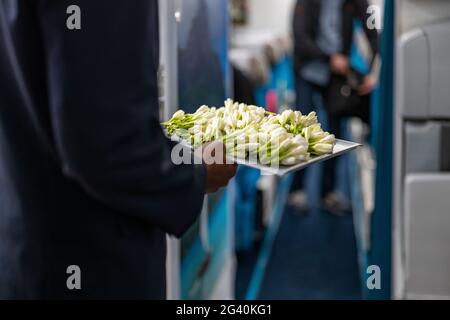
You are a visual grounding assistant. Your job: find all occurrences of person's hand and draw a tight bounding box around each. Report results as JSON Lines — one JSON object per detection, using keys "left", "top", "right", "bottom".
{"left": 330, "top": 54, "right": 349, "bottom": 75}
{"left": 358, "top": 74, "right": 376, "bottom": 96}
{"left": 195, "top": 141, "right": 237, "bottom": 193}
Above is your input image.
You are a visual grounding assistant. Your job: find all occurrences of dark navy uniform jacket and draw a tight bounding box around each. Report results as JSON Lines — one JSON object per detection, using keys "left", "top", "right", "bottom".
{"left": 0, "top": 0, "right": 205, "bottom": 299}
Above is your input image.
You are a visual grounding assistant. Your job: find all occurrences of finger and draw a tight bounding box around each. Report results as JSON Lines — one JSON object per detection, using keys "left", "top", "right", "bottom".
{"left": 359, "top": 88, "right": 370, "bottom": 96}
{"left": 359, "top": 83, "right": 372, "bottom": 95}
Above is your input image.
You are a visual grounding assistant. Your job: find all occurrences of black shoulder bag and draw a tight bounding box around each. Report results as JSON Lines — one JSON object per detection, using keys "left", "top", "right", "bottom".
{"left": 325, "top": 68, "right": 371, "bottom": 123}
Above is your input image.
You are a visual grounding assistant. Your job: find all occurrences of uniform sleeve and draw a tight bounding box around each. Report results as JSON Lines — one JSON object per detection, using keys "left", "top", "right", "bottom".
{"left": 37, "top": 0, "right": 206, "bottom": 237}
{"left": 355, "top": 0, "right": 380, "bottom": 71}
{"left": 292, "top": 0, "right": 329, "bottom": 61}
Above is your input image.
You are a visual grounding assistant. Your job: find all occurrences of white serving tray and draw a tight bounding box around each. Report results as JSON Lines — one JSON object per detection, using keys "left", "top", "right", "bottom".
{"left": 231, "top": 139, "right": 361, "bottom": 176}
{"left": 171, "top": 135, "right": 361, "bottom": 177}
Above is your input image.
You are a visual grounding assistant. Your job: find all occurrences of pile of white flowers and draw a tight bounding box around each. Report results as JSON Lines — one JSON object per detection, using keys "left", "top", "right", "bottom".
{"left": 163, "top": 99, "right": 336, "bottom": 166}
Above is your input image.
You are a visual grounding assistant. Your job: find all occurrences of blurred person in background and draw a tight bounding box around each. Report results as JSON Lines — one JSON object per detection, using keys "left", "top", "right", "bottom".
{"left": 289, "top": 0, "right": 378, "bottom": 215}
{"left": 0, "top": 0, "right": 235, "bottom": 299}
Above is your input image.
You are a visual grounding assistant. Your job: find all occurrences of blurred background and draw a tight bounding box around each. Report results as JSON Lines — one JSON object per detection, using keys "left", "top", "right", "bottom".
{"left": 160, "top": 0, "right": 450, "bottom": 300}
